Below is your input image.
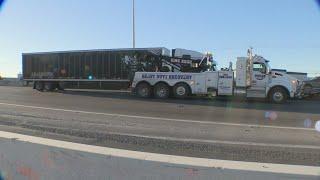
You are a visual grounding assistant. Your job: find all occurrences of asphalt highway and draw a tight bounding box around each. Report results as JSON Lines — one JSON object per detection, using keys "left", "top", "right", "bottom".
{"left": 0, "top": 86, "right": 319, "bottom": 166}
{"left": 1, "top": 133, "right": 318, "bottom": 180}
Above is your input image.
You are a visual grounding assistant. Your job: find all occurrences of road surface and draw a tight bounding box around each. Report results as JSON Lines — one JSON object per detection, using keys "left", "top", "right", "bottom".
{"left": 0, "top": 86, "right": 319, "bottom": 166}
{"left": 1, "top": 131, "right": 319, "bottom": 180}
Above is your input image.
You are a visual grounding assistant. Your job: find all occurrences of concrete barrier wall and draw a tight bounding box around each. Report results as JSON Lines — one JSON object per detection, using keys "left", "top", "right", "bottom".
{"left": 0, "top": 78, "right": 23, "bottom": 87}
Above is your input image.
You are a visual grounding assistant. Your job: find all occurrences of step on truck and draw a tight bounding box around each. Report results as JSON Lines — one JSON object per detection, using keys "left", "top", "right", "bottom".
{"left": 132, "top": 49, "right": 302, "bottom": 103}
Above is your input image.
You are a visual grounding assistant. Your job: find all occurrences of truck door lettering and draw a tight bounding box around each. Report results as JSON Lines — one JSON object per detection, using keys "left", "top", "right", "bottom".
{"left": 142, "top": 74, "right": 155, "bottom": 79}
{"left": 168, "top": 75, "right": 192, "bottom": 80}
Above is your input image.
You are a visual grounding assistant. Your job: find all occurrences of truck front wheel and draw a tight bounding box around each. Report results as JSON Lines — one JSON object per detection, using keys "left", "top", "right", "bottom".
{"left": 269, "top": 87, "right": 288, "bottom": 104}
{"left": 136, "top": 83, "right": 151, "bottom": 98}
{"left": 154, "top": 83, "right": 170, "bottom": 99}
{"left": 173, "top": 83, "right": 190, "bottom": 98}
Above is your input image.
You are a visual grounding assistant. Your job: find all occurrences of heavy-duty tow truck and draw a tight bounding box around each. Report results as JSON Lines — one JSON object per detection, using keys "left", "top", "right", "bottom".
{"left": 22, "top": 47, "right": 318, "bottom": 103}
{"left": 132, "top": 49, "right": 303, "bottom": 103}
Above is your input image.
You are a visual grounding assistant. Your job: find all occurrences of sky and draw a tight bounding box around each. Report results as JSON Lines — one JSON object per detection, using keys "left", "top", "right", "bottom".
{"left": 0, "top": 0, "right": 320, "bottom": 77}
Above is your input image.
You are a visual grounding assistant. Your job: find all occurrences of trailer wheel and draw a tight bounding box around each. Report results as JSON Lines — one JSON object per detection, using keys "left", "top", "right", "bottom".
{"left": 44, "top": 82, "right": 55, "bottom": 92}
{"left": 136, "top": 83, "right": 151, "bottom": 98}
{"left": 269, "top": 87, "right": 288, "bottom": 104}
{"left": 35, "top": 81, "right": 44, "bottom": 91}
{"left": 173, "top": 83, "right": 190, "bottom": 98}
{"left": 57, "top": 82, "right": 65, "bottom": 91}
{"left": 154, "top": 83, "right": 170, "bottom": 99}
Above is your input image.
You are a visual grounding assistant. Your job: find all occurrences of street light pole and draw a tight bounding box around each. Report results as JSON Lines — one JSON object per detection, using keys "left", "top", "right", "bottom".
{"left": 132, "top": 0, "right": 136, "bottom": 48}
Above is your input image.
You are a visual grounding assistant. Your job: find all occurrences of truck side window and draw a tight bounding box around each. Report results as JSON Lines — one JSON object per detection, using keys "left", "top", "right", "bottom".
{"left": 253, "top": 63, "right": 266, "bottom": 74}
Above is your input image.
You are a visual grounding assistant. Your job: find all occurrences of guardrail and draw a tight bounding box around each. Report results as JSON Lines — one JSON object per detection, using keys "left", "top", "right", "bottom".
{"left": 0, "top": 78, "right": 24, "bottom": 86}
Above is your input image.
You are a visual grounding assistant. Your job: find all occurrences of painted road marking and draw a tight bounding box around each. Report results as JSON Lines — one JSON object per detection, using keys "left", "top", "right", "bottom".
{"left": 0, "top": 102, "right": 315, "bottom": 131}
{"left": 0, "top": 130, "right": 319, "bottom": 176}
{"left": 1, "top": 102, "right": 319, "bottom": 150}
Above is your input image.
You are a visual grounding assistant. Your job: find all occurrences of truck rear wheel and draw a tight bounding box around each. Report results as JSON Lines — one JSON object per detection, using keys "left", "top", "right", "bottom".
{"left": 173, "top": 83, "right": 190, "bottom": 98}
{"left": 269, "top": 87, "right": 288, "bottom": 104}
{"left": 35, "top": 81, "right": 44, "bottom": 91}
{"left": 136, "top": 83, "right": 151, "bottom": 98}
{"left": 154, "top": 83, "right": 170, "bottom": 99}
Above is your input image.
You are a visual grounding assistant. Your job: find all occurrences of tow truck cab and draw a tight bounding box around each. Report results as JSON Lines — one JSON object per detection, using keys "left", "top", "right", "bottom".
{"left": 235, "top": 55, "right": 301, "bottom": 103}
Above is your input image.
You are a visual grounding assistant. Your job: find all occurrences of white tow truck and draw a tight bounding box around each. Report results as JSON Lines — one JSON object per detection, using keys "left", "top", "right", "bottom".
{"left": 131, "top": 49, "right": 302, "bottom": 103}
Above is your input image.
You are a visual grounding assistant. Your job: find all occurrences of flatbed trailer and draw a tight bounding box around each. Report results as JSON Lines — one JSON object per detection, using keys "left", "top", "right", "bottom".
{"left": 22, "top": 48, "right": 170, "bottom": 90}
{"left": 22, "top": 47, "right": 210, "bottom": 91}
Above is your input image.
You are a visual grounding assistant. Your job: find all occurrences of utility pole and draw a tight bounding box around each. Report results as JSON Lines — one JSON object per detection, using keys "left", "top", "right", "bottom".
{"left": 132, "top": 0, "right": 136, "bottom": 48}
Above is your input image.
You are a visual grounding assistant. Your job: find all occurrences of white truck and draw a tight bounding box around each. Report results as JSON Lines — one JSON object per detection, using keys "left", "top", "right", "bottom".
{"left": 131, "top": 50, "right": 302, "bottom": 103}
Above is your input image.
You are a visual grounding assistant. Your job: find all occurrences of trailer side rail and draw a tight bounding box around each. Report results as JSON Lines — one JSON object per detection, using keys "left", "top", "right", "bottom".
{"left": 24, "top": 79, "right": 131, "bottom": 82}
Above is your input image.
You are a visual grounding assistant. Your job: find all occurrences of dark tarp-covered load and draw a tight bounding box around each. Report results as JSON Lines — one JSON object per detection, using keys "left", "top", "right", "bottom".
{"left": 22, "top": 47, "right": 170, "bottom": 80}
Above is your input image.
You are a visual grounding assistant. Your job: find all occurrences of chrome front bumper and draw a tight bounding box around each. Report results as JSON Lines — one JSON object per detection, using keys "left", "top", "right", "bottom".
{"left": 294, "top": 82, "right": 305, "bottom": 99}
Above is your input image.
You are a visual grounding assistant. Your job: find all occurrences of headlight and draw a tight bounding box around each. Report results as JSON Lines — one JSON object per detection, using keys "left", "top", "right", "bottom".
{"left": 291, "top": 80, "right": 301, "bottom": 85}
{"left": 291, "top": 80, "right": 299, "bottom": 90}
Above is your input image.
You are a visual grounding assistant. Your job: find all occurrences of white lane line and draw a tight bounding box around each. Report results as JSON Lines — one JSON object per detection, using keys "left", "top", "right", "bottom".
{"left": 0, "top": 130, "right": 318, "bottom": 176}
{"left": 1, "top": 101, "right": 318, "bottom": 150}
{"left": 0, "top": 102, "right": 315, "bottom": 131}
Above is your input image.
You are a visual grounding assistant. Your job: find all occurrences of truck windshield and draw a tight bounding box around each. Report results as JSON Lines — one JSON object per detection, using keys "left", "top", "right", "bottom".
{"left": 253, "top": 62, "right": 267, "bottom": 74}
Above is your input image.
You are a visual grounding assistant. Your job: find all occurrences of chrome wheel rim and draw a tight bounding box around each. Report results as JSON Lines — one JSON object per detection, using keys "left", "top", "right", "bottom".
{"left": 176, "top": 86, "right": 186, "bottom": 96}
{"left": 273, "top": 92, "right": 283, "bottom": 102}
{"left": 157, "top": 87, "right": 167, "bottom": 98}
{"left": 139, "top": 88, "right": 149, "bottom": 97}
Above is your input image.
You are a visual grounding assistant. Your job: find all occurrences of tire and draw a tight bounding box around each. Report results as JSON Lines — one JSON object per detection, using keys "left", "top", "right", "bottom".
{"left": 173, "top": 83, "right": 190, "bottom": 98}
{"left": 269, "top": 87, "right": 288, "bottom": 104}
{"left": 57, "top": 82, "right": 65, "bottom": 91}
{"left": 154, "top": 83, "right": 170, "bottom": 99}
{"left": 35, "top": 81, "right": 44, "bottom": 91}
{"left": 44, "top": 82, "right": 55, "bottom": 92}
{"left": 136, "top": 83, "right": 151, "bottom": 98}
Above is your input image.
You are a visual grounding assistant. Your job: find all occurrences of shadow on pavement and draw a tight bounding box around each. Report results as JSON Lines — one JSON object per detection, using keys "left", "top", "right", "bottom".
{"left": 61, "top": 89, "right": 320, "bottom": 115}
